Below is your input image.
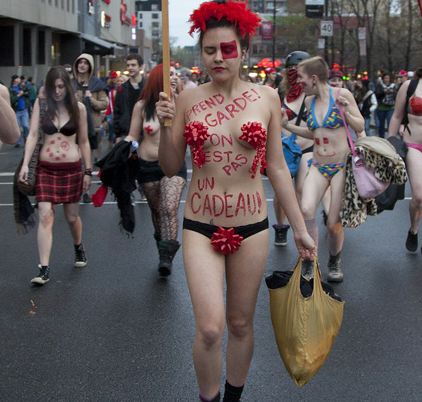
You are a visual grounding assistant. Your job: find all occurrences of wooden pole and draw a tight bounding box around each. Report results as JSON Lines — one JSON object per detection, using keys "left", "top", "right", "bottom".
{"left": 161, "top": 0, "right": 172, "bottom": 127}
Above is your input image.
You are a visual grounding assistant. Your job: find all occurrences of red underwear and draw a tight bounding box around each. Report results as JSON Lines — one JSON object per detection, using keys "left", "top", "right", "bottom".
{"left": 407, "top": 142, "right": 422, "bottom": 153}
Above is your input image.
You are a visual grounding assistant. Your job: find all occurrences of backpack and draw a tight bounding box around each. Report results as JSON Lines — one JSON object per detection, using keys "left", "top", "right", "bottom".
{"left": 281, "top": 101, "right": 306, "bottom": 177}
{"left": 402, "top": 79, "right": 418, "bottom": 134}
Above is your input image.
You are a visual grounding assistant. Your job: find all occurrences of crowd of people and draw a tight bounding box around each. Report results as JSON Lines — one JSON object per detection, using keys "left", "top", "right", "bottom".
{"left": 2, "top": 0, "right": 421, "bottom": 400}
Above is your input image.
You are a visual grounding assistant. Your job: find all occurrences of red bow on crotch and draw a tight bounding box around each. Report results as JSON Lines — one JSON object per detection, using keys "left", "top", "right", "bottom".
{"left": 210, "top": 227, "right": 244, "bottom": 255}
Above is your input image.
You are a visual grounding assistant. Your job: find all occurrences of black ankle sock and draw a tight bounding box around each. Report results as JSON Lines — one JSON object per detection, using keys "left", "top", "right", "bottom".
{"left": 223, "top": 382, "right": 244, "bottom": 402}
{"left": 329, "top": 252, "right": 341, "bottom": 264}
{"left": 74, "top": 243, "right": 82, "bottom": 250}
{"left": 199, "top": 392, "right": 220, "bottom": 402}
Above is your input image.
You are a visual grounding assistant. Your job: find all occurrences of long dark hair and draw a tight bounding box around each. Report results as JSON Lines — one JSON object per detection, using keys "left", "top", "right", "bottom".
{"left": 44, "top": 66, "right": 80, "bottom": 130}
{"left": 139, "top": 64, "right": 163, "bottom": 121}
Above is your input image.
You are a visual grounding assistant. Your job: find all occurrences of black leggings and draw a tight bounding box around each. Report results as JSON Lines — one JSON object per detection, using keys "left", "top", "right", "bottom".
{"left": 140, "top": 176, "right": 185, "bottom": 241}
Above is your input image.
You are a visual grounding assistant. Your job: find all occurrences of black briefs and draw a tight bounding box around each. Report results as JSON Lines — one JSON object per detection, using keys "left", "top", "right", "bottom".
{"left": 183, "top": 217, "right": 269, "bottom": 240}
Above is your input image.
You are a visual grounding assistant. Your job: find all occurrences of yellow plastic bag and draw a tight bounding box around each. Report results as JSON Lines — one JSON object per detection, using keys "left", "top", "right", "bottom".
{"left": 267, "top": 258, "right": 345, "bottom": 387}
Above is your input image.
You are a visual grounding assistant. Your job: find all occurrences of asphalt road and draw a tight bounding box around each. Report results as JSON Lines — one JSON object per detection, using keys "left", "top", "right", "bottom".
{"left": 1, "top": 142, "right": 421, "bottom": 402}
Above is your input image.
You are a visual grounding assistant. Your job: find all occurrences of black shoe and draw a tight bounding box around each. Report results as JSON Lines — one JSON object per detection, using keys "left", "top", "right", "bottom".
{"left": 31, "top": 265, "right": 50, "bottom": 285}
{"left": 327, "top": 255, "right": 343, "bottom": 283}
{"left": 82, "top": 193, "right": 91, "bottom": 204}
{"left": 74, "top": 243, "right": 87, "bottom": 268}
{"left": 273, "top": 224, "right": 289, "bottom": 247}
{"left": 158, "top": 240, "right": 180, "bottom": 277}
{"left": 321, "top": 210, "right": 328, "bottom": 226}
{"left": 405, "top": 230, "right": 418, "bottom": 252}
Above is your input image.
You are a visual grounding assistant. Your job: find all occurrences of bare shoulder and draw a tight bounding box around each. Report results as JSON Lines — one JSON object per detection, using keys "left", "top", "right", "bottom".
{"left": 0, "top": 83, "right": 9, "bottom": 101}
{"left": 133, "top": 99, "right": 144, "bottom": 111}
{"left": 77, "top": 101, "right": 87, "bottom": 113}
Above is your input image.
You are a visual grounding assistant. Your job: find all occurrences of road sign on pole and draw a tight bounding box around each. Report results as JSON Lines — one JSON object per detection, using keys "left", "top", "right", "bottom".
{"left": 320, "top": 20, "right": 334, "bottom": 37}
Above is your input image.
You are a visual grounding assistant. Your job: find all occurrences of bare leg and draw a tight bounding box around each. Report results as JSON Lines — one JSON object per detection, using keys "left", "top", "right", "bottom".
{"left": 300, "top": 166, "right": 330, "bottom": 249}
{"left": 37, "top": 202, "right": 55, "bottom": 266}
{"left": 225, "top": 230, "right": 269, "bottom": 387}
{"left": 63, "top": 202, "right": 82, "bottom": 245}
{"left": 183, "top": 230, "right": 226, "bottom": 399}
{"left": 406, "top": 149, "right": 422, "bottom": 233}
{"left": 326, "top": 171, "right": 346, "bottom": 256}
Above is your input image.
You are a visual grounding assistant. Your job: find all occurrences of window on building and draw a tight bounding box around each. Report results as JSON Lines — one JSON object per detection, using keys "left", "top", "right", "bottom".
{"left": 67, "top": 0, "right": 70, "bottom": 12}
{"left": 23, "top": 28, "right": 32, "bottom": 66}
{"left": 152, "top": 5, "right": 158, "bottom": 11}
{"left": 37, "top": 30, "right": 46, "bottom": 65}
{"left": 61, "top": 0, "right": 64, "bottom": 8}
{"left": 138, "top": 13, "right": 143, "bottom": 19}
{"left": 55, "top": 0, "right": 58, "bottom": 7}
{"left": 72, "top": 0, "right": 75, "bottom": 13}
{"left": 152, "top": 21, "right": 159, "bottom": 28}
{"left": 0, "top": 26, "right": 14, "bottom": 66}
{"left": 152, "top": 13, "right": 159, "bottom": 19}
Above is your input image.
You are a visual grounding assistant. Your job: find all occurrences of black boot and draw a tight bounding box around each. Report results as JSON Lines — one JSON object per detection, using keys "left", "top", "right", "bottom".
{"left": 158, "top": 240, "right": 180, "bottom": 277}
{"left": 154, "top": 233, "right": 161, "bottom": 250}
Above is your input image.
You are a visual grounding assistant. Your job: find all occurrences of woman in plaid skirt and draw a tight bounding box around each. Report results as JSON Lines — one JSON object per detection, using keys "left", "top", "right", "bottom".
{"left": 18, "top": 66, "right": 93, "bottom": 285}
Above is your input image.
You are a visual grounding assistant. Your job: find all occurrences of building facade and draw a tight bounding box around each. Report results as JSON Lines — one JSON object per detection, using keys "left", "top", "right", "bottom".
{"left": 135, "top": 0, "right": 161, "bottom": 68}
{"left": 0, "top": 0, "right": 138, "bottom": 85}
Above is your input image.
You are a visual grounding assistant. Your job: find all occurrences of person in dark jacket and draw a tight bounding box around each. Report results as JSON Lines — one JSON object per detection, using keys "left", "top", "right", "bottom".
{"left": 113, "top": 54, "right": 145, "bottom": 141}
{"left": 71, "top": 53, "right": 108, "bottom": 203}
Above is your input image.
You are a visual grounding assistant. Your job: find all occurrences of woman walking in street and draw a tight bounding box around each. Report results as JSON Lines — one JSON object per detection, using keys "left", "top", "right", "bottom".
{"left": 18, "top": 66, "right": 92, "bottom": 285}
{"left": 156, "top": 2, "right": 315, "bottom": 401}
{"left": 376, "top": 73, "right": 396, "bottom": 138}
{"left": 125, "top": 64, "right": 186, "bottom": 276}
{"left": 388, "top": 68, "right": 422, "bottom": 253}
{"left": 282, "top": 56, "right": 364, "bottom": 282}
{"left": 272, "top": 50, "right": 311, "bottom": 247}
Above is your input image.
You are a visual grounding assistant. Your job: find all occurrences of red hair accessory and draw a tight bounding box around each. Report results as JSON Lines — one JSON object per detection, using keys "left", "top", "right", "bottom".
{"left": 211, "top": 227, "right": 244, "bottom": 255}
{"left": 240, "top": 121, "right": 267, "bottom": 178}
{"left": 184, "top": 121, "right": 210, "bottom": 168}
{"left": 189, "top": 1, "right": 261, "bottom": 39}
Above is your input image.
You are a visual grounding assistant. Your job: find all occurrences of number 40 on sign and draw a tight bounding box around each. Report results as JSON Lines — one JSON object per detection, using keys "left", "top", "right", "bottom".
{"left": 320, "top": 20, "right": 333, "bottom": 37}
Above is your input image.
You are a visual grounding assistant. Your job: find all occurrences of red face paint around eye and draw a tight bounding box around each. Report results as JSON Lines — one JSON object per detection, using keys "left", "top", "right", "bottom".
{"left": 220, "top": 41, "right": 238, "bottom": 60}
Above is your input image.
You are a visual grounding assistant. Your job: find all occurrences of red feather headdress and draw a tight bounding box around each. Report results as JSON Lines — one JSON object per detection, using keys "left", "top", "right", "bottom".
{"left": 189, "top": 1, "right": 261, "bottom": 38}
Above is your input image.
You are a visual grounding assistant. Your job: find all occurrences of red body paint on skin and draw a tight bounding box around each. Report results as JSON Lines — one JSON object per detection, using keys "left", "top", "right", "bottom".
{"left": 60, "top": 141, "right": 70, "bottom": 151}
{"left": 145, "top": 125, "right": 154, "bottom": 135}
{"left": 315, "top": 138, "right": 321, "bottom": 145}
{"left": 190, "top": 191, "right": 263, "bottom": 217}
{"left": 197, "top": 177, "right": 215, "bottom": 191}
{"left": 46, "top": 148, "right": 51, "bottom": 153}
{"left": 49, "top": 153, "right": 54, "bottom": 158}
{"left": 201, "top": 93, "right": 258, "bottom": 128}
{"left": 220, "top": 40, "right": 238, "bottom": 59}
{"left": 49, "top": 140, "right": 55, "bottom": 145}
{"left": 323, "top": 137, "right": 329, "bottom": 144}
{"left": 250, "top": 88, "right": 261, "bottom": 99}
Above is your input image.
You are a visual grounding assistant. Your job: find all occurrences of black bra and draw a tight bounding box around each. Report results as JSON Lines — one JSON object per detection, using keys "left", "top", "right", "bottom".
{"left": 42, "top": 117, "right": 76, "bottom": 136}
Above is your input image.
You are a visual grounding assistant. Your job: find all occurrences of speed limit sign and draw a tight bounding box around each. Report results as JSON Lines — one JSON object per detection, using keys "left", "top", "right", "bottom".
{"left": 320, "top": 20, "right": 334, "bottom": 37}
